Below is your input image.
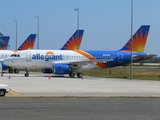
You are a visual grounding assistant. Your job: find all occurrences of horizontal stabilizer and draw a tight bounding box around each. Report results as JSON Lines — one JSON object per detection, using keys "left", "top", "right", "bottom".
{"left": 132, "top": 54, "right": 157, "bottom": 61}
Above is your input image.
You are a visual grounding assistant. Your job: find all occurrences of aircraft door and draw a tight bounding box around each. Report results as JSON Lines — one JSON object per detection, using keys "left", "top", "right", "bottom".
{"left": 26, "top": 51, "right": 31, "bottom": 62}
{"left": 117, "top": 53, "right": 123, "bottom": 63}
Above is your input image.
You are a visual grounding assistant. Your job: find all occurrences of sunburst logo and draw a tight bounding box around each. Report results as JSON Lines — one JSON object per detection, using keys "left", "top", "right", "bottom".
{"left": 61, "top": 30, "right": 83, "bottom": 50}
{"left": 18, "top": 34, "right": 36, "bottom": 50}
{"left": 46, "top": 51, "right": 53, "bottom": 55}
{"left": 124, "top": 30, "right": 148, "bottom": 52}
{"left": 120, "top": 25, "right": 149, "bottom": 52}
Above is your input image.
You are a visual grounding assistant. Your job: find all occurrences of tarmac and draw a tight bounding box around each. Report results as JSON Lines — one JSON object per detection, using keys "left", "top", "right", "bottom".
{"left": 1, "top": 72, "right": 160, "bottom": 97}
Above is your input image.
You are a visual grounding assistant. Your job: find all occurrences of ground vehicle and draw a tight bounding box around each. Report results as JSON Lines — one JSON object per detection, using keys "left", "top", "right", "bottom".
{"left": 0, "top": 84, "right": 9, "bottom": 96}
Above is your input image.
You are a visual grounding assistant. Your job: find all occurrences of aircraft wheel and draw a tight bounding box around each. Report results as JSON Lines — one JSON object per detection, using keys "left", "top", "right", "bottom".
{"left": 0, "top": 89, "right": 6, "bottom": 96}
{"left": 69, "top": 72, "right": 75, "bottom": 78}
{"left": 14, "top": 69, "right": 19, "bottom": 73}
{"left": 77, "top": 73, "right": 83, "bottom": 78}
{"left": 8, "top": 69, "right": 13, "bottom": 73}
{"left": 25, "top": 73, "right": 29, "bottom": 77}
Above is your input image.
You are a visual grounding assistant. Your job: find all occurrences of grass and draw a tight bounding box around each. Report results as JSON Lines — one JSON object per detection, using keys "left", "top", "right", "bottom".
{"left": 19, "top": 65, "right": 160, "bottom": 80}
{"left": 81, "top": 65, "right": 160, "bottom": 81}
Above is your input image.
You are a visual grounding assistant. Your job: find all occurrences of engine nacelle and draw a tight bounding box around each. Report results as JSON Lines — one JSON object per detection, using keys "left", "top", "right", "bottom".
{"left": 53, "top": 64, "right": 70, "bottom": 74}
{"left": 42, "top": 68, "right": 53, "bottom": 73}
{"left": 42, "top": 64, "right": 70, "bottom": 74}
{"left": 0, "top": 62, "right": 8, "bottom": 70}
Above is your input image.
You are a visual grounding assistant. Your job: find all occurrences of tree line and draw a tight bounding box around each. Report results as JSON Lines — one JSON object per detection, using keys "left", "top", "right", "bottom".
{"left": 141, "top": 57, "right": 160, "bottom": 63}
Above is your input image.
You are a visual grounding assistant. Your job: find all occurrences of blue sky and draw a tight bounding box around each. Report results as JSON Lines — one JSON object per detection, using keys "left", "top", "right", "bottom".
{"left": 1, "top": 0, "right": 160, "bottom": 56}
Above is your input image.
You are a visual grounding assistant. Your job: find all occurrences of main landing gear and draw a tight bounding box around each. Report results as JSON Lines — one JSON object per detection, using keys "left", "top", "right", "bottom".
{"left": 69, "top": 72, "right": 75, "bottom": 77}
{"left": 69, "top": 72, "right": 83, "bottom": 78}
{"left": 8, "top": 68, "right": 19, "bottom": 73}
{"left": 77, "top": 72, "right": 83, "bottom": 78}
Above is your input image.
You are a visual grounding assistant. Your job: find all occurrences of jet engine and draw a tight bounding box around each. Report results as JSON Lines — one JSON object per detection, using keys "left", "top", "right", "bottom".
{"left": 42, "top": 68, "right": 53, "bottom": 73}
{"left": 42, "top": 64, "right": 70, "bottom": 74}
{"left": 0, "top": 62, "right": 7, "bottom": 70}
{"left": 53, "top": 64, "right": 70, "bottom": 74}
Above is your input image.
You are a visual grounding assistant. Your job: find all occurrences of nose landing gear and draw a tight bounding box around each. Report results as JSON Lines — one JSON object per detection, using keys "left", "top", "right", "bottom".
{"left": 24, "top": 68, "right": 29, "bottom": 77}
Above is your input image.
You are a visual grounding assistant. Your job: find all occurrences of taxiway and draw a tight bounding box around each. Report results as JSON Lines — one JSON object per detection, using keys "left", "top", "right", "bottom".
{"left": 0, "top": 72, "right": 160, "bottom": 97}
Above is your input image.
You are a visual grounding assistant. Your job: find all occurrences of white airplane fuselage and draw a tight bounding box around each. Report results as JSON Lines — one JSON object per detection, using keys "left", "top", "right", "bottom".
{"left": 4, "top": 49, "right": 151, "bottom": 69}
{"left": 3, "top": 49, "right": 154, "bottom": 78}
{"left": 4, "top": 49, "right": 117, "bottom": 69}
{"left": 0, "top": 50, "right": 15, "bottom": 60}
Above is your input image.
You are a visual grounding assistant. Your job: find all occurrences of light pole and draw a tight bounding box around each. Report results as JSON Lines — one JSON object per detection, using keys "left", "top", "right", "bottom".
{"left": 74, "top": 8, "right": 79, "bottom": 50}
{"left": 35, "top": 15, "right": 39, "bottom": 49}
{"left": 130, "top": 0, "right": 133, "bottom": 80}
{"left": 14, "top": 20, "right": 17, "bottom": 49}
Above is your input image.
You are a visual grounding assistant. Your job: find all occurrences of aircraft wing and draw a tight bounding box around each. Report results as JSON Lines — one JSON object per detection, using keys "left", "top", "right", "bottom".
{"left": 52, "top": 58, "right": 114, "bottom": 68}
{"left": 132, "top": 54, "right": 157, "bottom": 61}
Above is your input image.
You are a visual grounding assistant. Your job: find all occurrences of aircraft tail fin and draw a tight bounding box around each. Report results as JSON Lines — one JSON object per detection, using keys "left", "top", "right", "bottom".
{"left": 119, "top": 25, "right": 150, "bottom": 52}
{"left": 17, "top": 34, "right": 36, "bottom": 50}
{"left": 0, "top": 36, "right": 10, "bottom": 50}
{"left": 60, "top": 30, "right": 84, "bottom": 50}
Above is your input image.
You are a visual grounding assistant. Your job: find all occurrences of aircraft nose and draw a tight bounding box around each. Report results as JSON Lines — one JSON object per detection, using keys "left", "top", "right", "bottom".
{"left": 4, "top": 59, "right": 14, "bottom": 66}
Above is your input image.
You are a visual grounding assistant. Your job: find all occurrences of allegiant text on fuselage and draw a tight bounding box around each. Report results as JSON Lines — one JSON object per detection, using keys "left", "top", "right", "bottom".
{"left": 32, "top": 53, "right": 63, "bottom": 61}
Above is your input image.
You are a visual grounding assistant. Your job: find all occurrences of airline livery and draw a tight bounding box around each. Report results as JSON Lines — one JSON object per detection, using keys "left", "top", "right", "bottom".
{"left": 0, "top": 34, "right": 36, "bottom": 75}
{"left": 0, "top": 36, "right": 10, "bottom": 50}
{"left": 60, "top": 30, "right": 84, "bottom": 50}
{"left": 4, "top": 25, "right": 156, "bottom": 77}
{"left": 0, "top": 30, "right": 84, "bottom": 76}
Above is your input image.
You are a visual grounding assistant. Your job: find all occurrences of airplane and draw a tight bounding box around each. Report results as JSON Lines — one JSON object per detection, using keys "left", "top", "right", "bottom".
{"left": 0, "top": 30, "right": 84, "bottom": 76}
{"left": 0, "top": 34, "right": 36, "bottom": 75}
{"left": 0, "top": 36, "right": 10, "bottom": 50}
{"left": 4, "top": 25, "right": 156, "bottom": 78}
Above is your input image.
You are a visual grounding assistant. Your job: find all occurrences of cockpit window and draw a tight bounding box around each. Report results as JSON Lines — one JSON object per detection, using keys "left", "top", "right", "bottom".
{"left": 10, "top": 54, "right": 20, "bottom": 57}
{"left": 10, "top": 54, "right": 14, "bottom": 57}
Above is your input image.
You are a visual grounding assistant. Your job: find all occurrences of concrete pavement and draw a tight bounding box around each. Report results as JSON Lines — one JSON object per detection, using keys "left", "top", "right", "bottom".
{"left": 0, "top": 72, "right": 160, "bottom": 97}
